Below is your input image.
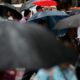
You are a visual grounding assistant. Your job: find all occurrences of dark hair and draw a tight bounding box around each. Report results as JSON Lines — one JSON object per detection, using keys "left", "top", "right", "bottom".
{"left": 36, "top": 6, "right": 42, "bottom": 11}
{"left": 24, "top": 9, "right": 31, "bottom": 17}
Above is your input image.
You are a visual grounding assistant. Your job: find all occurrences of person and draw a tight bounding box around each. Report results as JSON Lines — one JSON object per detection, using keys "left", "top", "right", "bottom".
{"left": 0, "top": 69, "right": 16, "bottom": 80}
{"left": 20, "top": 9, "right": 31, "bottom": 23}
{"left": 51, "top": 64, "right": 77, "bottom": 80}
{"left": 1, "top": 7, "right": 22, "bottom": 21}
{"left": 77, "top": 27, "right": 80, "bottom": 43}
{"left": 42, "top": 6, "right": 57, "bottom": 11}
{"left": 34, "top": 64, "right": 77, "bottom": 80}
{"left": 22, "top": 70, "right": 37, "bottom": 80}
{"left": 36, "top": 6, "right": 43, "bottom": 12}
{"left": 7, "top": 10, "right": 22, "bottom": 21}
{"left": 34, "top": 69, "right": 49, "bottom": 80}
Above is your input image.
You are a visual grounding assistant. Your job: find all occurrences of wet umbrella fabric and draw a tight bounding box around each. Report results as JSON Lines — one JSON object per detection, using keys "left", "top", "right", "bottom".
{"left": 66, "top": 10, "right": 80, "bottom": 16}
{"left": 20, "top": 0, "right": 35, "bottom": 11}
{"left": 0, "top": 3, "right": 22, "bottom": 19}
{"left": 55, "top": 14, "right": 80, "bottom": 30}
{"left": 28, "top": 10, "right": 68, "bottom": 29}
{"left": 71, "top": 10, "right": 80, "bottom": 15}
{"left": 28, "top": 10, "right": 68, "bottom": 21}
{"left": 28, "top": 10, "right": 68, "bottom": 36}
{"left": 0, "top": 21, "right": 78, "bottom": 70}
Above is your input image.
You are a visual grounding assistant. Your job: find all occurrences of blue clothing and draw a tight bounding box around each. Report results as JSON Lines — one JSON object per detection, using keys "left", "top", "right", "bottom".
{"left": 35, "top": 69, "right": 49, "bottom": 80}
{"left": 53, "top": 66, "right": 77, "bottom": 80}
{"left": 35, "top": 66, "right": 77, "bottom": 80}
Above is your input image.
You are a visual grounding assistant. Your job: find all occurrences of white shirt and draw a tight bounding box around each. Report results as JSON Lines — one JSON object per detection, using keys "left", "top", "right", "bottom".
{"left": 20, "top": 17, "right": 27, "bottom": 23}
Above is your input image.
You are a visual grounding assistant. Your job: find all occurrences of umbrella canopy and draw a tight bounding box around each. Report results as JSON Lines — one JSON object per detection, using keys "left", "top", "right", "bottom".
{"left": 20, "top": 0, "right": 35, "bottom": 11}
{"left": 28, "top": 10, "right": 68, "bottom": 36}
{"left": 28, "top": 10, "right": 68, "bottom": 21}
{"left": 0, "top": 21, "right": 78, "bottom": 70}
{"left": 55, "top": 14, "right": 80, "bottom": 30}
{"left": 66, "top": 9, "right": 80, "bottom": 15}
{"left": 70, "top": 10, "right": 80, "bottom": 15}
{"left": 0, "top": 3, "right": 22, "bottom": 20}
{"left": 32, "top": 0, "right": 57, "bottom": 7}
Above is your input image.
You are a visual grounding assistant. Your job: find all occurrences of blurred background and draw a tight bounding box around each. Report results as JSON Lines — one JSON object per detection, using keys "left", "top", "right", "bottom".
{"left": 0, "top": 0, "right": 79, "bottom": 6}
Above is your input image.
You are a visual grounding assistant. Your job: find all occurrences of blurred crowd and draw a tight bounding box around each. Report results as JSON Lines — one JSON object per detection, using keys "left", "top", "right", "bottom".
{"left": 0, "top": 0, "right": 80, "bottom": 80}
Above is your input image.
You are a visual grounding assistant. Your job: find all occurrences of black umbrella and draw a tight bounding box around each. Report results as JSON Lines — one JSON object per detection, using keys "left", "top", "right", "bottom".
{"left": 55, "top": 14, "right": 80, "bottom": 30}
{"left": 0, "top": 21, "right": 78, "bottom": 70}
{"left": 0, "top": 3, "right": 22, "bottom": 19}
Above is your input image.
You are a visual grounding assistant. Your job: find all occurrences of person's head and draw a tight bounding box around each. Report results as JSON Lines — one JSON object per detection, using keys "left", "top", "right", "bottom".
{"left": 24, "top": 9, "right": 31, "bottom": 20}
{"left": 42, "top": 6, "right": 57, "bottom": 11}
{"left": 36, "top": 6, "right": 43, "bottom": 12}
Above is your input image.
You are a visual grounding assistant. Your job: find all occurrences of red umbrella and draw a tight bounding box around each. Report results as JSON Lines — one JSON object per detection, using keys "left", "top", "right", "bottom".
{"left": 32, "top": 0, "right": 57, "bottom": 7}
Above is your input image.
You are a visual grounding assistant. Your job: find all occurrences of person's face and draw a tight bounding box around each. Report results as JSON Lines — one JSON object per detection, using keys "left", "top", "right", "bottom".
{"left": 25, "top": 12, "right": 31, "bottom": 20}
{"left": 37, "top": 9, "right": 43, "bottom": 12}
{"left": 42, "top": 6, "right": 56, "bottom": 11}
